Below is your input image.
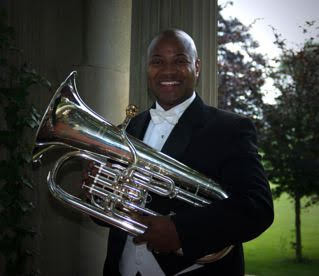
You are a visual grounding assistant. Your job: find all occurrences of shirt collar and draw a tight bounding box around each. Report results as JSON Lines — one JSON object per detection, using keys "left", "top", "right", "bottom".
{"left": 155, "top": 92, "right": 196, "bottom": 119}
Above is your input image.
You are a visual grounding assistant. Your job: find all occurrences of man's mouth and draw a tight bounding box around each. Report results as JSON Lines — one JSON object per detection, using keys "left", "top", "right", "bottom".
{"left": 159, "top": 81, "right": 181, "bottom": 86}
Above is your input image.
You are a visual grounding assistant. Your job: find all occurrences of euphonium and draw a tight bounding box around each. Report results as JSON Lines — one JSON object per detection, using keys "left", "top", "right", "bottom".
{"left": 33, "top": 71, "right": 232, "bottom": 263}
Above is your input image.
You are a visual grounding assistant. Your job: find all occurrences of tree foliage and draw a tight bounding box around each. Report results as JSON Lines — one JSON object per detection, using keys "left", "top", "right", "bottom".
{"left": 218, "top": 2, "right": 319, "bottom": 262}
{"left": 217, "top": 1, "right": 267, "bottom": 122}
{"left": 261, "top": 21, "right": 319, "bottom": 262}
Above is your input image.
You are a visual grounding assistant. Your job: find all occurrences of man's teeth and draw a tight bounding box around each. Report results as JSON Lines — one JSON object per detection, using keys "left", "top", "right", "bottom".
{"left": 160, "top": 81, "right": 180, "bottom": 86}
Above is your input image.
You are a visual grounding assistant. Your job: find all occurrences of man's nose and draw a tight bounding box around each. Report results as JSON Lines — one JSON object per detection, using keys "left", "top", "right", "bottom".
{"left": 160, "top": 62, "right": 178, "bottom": 75}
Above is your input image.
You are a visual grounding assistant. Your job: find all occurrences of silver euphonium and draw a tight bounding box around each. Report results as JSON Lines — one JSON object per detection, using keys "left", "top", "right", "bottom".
{"left": 33, "top": 71, "right": 232, "bottom": 263}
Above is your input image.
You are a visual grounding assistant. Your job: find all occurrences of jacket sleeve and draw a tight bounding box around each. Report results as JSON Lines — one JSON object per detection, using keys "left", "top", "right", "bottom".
{"left": 171, "top": 117, "right": 274, "bottom": 261}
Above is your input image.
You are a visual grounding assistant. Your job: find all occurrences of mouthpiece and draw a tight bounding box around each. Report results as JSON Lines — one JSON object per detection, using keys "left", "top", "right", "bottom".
{"left": 126, "top": 104, "right": 139, "bottom": 119}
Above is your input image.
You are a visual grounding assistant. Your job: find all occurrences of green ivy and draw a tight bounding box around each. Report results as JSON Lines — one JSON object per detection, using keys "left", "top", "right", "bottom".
{"left": 0, "top": 10, "right": 51, "bottom": 275}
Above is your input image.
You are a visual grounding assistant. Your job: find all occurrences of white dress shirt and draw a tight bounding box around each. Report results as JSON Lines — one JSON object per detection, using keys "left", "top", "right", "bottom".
{"left": 119, "top": 92, "right": 201, "bottom": 276}
{"left": 143, "top": 92, "right": 196, "bottom": 151}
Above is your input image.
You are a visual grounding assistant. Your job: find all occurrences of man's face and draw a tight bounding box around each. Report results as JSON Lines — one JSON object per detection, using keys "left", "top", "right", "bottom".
{"left": 147, "top": 35, "right": 200, "bottom": 110}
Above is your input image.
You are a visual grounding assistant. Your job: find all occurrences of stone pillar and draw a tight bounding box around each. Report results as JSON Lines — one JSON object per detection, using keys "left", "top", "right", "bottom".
{"left": 74, "top": 1, "right": 132, "bottom": 275}
{"left": 5, "top": 0, "right": 132, "bottom": 275}
{"left": 76, "top": 0, "right": 132, "bottom": 125}
{"left": 129, "top": 0, "right": 218, "bottom": 111}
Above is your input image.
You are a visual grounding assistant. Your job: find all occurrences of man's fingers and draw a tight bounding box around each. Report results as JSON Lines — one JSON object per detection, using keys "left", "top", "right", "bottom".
{"left": 131, "top": 213, "right": 153, "bottom": 226}
{"left": 88, "top": 161, "right": 95, "bottom": 169}
{"left": 132, "top": 216, "right": 181, "bottom": 253}
{"left": 82, "top": 170, "right": 89, "bottom": 180}
{"left": 88, "top": 166, "right": 99, "bottom": 178}
{"left": 82, "top": 161, "right": 96, "bottom": 181}
{"left": 130, "top": 211, "right": 142, "bottom": 221}
{"left": 133, "top": 233, "right": 148, "bottom": 245}
{"left": 133, "top": 233, "right": 156, "bottom": 252}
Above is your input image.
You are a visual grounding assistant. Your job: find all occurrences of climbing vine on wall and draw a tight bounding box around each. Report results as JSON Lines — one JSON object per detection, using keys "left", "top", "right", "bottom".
{"left": 0, "top": 10, "right": 50, "bottom": 275}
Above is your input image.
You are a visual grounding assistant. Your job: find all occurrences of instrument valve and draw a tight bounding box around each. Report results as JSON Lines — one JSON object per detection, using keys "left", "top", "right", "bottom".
{"left": 169, "top": 190, "right": 178, "bottom": 199}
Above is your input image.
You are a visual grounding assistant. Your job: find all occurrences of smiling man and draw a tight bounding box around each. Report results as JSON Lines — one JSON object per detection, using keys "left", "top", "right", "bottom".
{"left": 146, "top": 30, "right": 200, "bottom": 111}
{"left": 101, "top": 29, "right": 274, "bottom": 276}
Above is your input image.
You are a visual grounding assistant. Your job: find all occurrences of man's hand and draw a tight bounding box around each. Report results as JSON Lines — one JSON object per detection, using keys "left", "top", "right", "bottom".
{"left": 133, "top": 215, "right": 182, "bottom": 253}
{"left": 82, "top": 161, "right": 98, "bottom": 186}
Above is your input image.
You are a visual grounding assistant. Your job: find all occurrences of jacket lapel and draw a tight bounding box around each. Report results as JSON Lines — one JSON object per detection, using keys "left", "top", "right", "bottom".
{"left": 127, "top": 110, "right": 151, "bottom": 140}
{"left": 161, "top": 95, "right": 206, "bottom": 161}
{"left": 128, "top": 96, "right": 206, "bottom": 161}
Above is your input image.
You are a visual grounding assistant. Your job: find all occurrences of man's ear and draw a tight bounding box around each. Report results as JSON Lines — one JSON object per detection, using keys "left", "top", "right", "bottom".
{"left": 195, "top": 58, "right": 201, "bottom": 78}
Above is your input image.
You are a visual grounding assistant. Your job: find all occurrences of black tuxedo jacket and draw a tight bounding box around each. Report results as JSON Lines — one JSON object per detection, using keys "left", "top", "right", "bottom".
{"left": 103, "top": 95, "right": 274, "bottom": 276}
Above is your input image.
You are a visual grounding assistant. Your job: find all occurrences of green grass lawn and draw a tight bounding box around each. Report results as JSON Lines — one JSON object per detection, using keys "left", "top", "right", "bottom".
{"left": 244, "top": 193, "right": 319, "bottom": 276}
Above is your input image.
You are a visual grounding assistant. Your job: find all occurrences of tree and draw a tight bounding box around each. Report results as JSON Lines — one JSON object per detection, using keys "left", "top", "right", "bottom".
{"left": 217, "top": 1, "right": 267, "bottom": 123}
{"left": 261, "top": 22, "right": 319, "bottom": 262}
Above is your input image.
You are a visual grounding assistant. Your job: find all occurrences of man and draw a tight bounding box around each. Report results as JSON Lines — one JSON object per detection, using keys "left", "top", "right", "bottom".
{"left": 96, "top": 29, "right": 273, "bottom": 275}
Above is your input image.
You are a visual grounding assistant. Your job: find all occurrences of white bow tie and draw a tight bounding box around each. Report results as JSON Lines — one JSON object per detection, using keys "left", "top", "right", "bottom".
{"left": 149, "top": 108, "right": 179, "bottom": 125}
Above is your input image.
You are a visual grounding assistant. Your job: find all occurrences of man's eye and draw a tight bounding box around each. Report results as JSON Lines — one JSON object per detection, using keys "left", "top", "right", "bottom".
{"left": 150, "top": 59, "right": 162, "bottom": 65}
{"left": 176, "top": 59, "right": 189, "bottom": 64}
